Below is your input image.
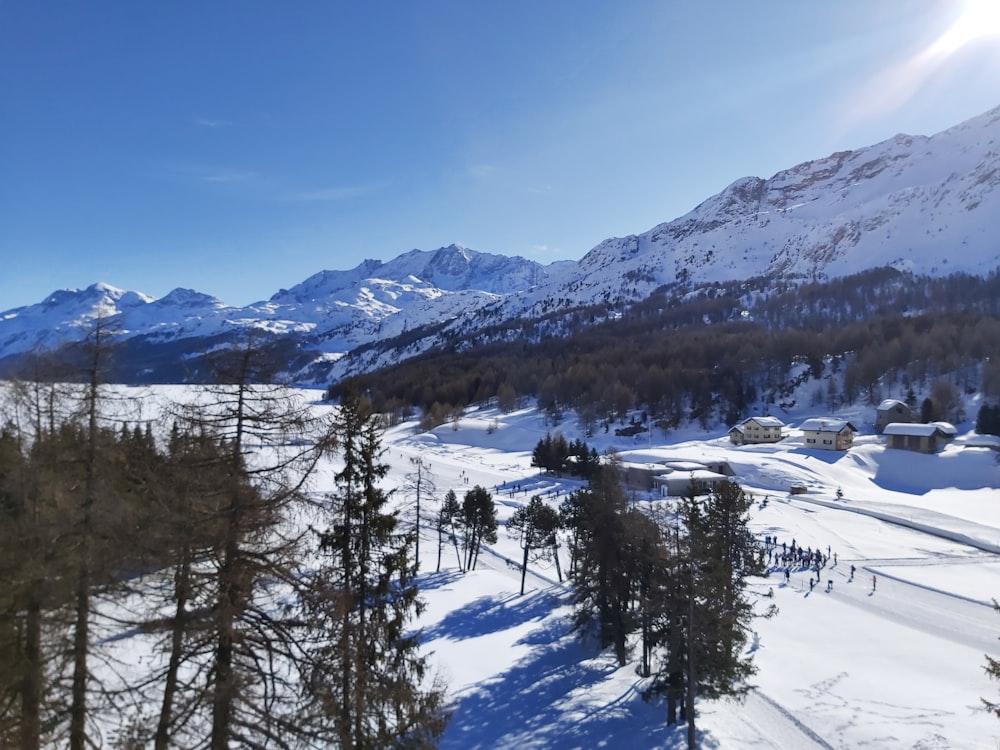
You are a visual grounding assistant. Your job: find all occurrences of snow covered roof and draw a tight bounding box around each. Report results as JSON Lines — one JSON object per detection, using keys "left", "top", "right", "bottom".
{"left": 742, "top": 416, "right": 784, "bottom": 427}
{"left": 883, "top": 422, "right": 955, "bottom": 437}
{"left": 654, "top": 469, "right": 729, "bottom": 482}
{"left": 663, "top": 461, "right": 711, "bottom": 472}
{"left": 799, "top": 418, "right": 857, "bottom": 433}
{"left": 931, "top": 421, "right": 957, "bottom": 435}
{"left": 877, "top": 399, "right": 908, "bottom": 411}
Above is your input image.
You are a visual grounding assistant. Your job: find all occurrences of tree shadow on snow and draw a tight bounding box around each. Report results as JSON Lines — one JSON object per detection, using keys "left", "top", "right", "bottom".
{"left": 439, "top": 610, "right": 697, "bottom": 750}
{"left": 422, "top": 589, "right": 559, "bottom": 643}
{"left": 417, "top": 570, "right": 466, "bottom": 593}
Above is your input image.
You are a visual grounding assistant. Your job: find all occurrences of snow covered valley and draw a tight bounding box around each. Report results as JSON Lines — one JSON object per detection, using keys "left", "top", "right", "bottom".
{"left": 383, "top": 403, "right": 1000, "bottom": 749}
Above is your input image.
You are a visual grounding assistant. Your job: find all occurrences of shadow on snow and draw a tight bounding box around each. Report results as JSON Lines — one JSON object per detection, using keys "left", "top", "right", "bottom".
{"left": 435, "top": 589, "right": 705, "bottom": 750}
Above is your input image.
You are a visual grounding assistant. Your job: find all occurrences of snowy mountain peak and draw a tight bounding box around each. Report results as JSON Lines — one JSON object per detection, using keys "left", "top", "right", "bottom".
{"left": 33, "top": 282, "right": 152, "bottom": 318}
{"left": 156, "top": 287, "right": 226, "bottom": 307}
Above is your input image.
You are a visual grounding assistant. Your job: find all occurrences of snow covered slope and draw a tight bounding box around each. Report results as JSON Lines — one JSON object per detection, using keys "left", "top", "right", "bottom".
{"left": 508, "top": 103, "right": 1000, "bottom": 314}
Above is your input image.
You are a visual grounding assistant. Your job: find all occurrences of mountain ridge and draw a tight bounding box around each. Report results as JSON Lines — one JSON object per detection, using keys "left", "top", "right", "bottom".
{"left": 2, "top": 104, "right": 998, "bottom": 383}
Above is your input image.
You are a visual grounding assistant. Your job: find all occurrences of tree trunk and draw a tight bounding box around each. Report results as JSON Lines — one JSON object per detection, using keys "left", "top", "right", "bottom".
{"left": 667, "top": 614, "right": 681, "bottom": 726}
{"left": 155, "top": 546, "right": 192, "bottom": 750}
{"left": 211, "top": 533, "right": 238, "bottom": 750}
{"left": 20, "top": 593, "right": 41, "bottom": 750}
{"left": 436, "top": 523, "right": 443, "bottom": 573}
{"left": 520, "top": 544, "right": 529, "bottom": 595}
{"left": 69, "top": 563, "right": 90, "bottom": 750}
{"left": 613, "top": 604, "right": 627, "bottom": 666}
{"left": 686, "top": 571, "right": 696, "bottom": 750}
{"left": 465, "top": 527, "right": 477, "bottom": 571}
{"left": 640, "top": 591, "right": 650, "bottom": 678}
{"left": 452, "top": 531, "right": 464, "bottom": 572}
{"left": 71, "top": 339, "right": 102, "bottom": 750}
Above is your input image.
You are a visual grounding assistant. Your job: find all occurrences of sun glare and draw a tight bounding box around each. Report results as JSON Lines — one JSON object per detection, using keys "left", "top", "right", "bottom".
{"left": 933, "top": 0, "right": 1000, "bottom": 57}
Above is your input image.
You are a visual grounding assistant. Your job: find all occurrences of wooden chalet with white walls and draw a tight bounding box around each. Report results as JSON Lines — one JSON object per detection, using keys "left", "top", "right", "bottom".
{"left": 729, "top": 416, "right": 785, "bottom": 445}
{"left": 799, "top": 418, "right": 858, "bottom": 451}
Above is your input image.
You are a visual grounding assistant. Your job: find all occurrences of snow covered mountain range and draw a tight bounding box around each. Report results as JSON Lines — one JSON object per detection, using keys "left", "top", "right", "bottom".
{"left": 2, "top": 104, "right": 999, "bottom": 383}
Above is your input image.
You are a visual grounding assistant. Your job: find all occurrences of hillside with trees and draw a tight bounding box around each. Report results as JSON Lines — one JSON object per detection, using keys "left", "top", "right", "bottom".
{"left": 328, "top": 267, "right": 1000, "bottom": 432}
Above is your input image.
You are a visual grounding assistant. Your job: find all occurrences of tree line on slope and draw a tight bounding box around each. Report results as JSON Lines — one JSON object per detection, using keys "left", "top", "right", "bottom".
{"left": 0, "top": 328, "right": 447, "bottom": 749}
{"left": 329, "top": 305, "right": 1000, "bottom": 433}
{"left": 329, "top": 266, "right": 1000, "bottom": 430}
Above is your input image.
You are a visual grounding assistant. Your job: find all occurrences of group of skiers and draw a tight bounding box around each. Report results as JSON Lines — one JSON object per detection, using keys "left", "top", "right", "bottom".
{"left": 763, "top": 535, "right": 831, "bottom": 572}
{"left": 763, "top": 534, "right": 878, "bottom": 594}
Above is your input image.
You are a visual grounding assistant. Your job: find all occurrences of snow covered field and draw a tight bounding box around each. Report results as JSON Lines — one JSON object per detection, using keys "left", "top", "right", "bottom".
{"left": 368, "top": 401, "right": 1000, "bottom": 749}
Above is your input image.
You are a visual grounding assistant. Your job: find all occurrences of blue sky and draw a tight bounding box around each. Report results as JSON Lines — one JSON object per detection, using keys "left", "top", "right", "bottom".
{"left": 3, "top": 1, "right": 999, "bottom": 310}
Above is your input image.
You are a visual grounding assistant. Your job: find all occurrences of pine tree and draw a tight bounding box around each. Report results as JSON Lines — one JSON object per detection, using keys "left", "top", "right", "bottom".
{"left": 531, "top": 434, "right": 551, "bottom": 472}
{"left": 436, "top": 489, "right": 463, "bottom": 573}
{"left": 921, "top": 397, "right": 935, "bottom": 423}
{"left": 687, "top": 481, "right": 769, "bottom": 700}
{"left": 558, "top": 489, "right": 587, "bottom": 577}
{"left": 649, "top": 481, "right": 773, "bottom": 748}
{"left": 976, "top": 404, "right": 1000, "bottom": 436}
{"left": 570, "top": 463, "right": 633, "bottom": 665}
{"left": 622, "top": 507, "right": 670, "bottom": 679}
{"left": 461, "top": 486, "right": 498, "bottom": 571}
{"left": 301, "top": 383, "right": 449, "bottom": 747}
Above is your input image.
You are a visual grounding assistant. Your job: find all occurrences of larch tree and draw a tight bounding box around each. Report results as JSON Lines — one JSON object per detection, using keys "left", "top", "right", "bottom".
{"left": 0, "top": 373, "right": 83, "bottom": 749}
{"left": 0, "top": 332, "right": 159, "bottom": 749}
{"left": 404, "top": 455, "right": 436, "bottom": 570}
{"left": 170, "top": 335, "right": 332, "bottom": 748}
{"left": 147, "top": 426, "right": 233, "bottom": 750}
{"left": 61, "top": 316, "right": 123, "bottom": 750}
{"left": 0, "top": 417, "right": 32, "bottom": 747}
{"left": 506, "top": 495, "right": 561, "bottom": 595}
